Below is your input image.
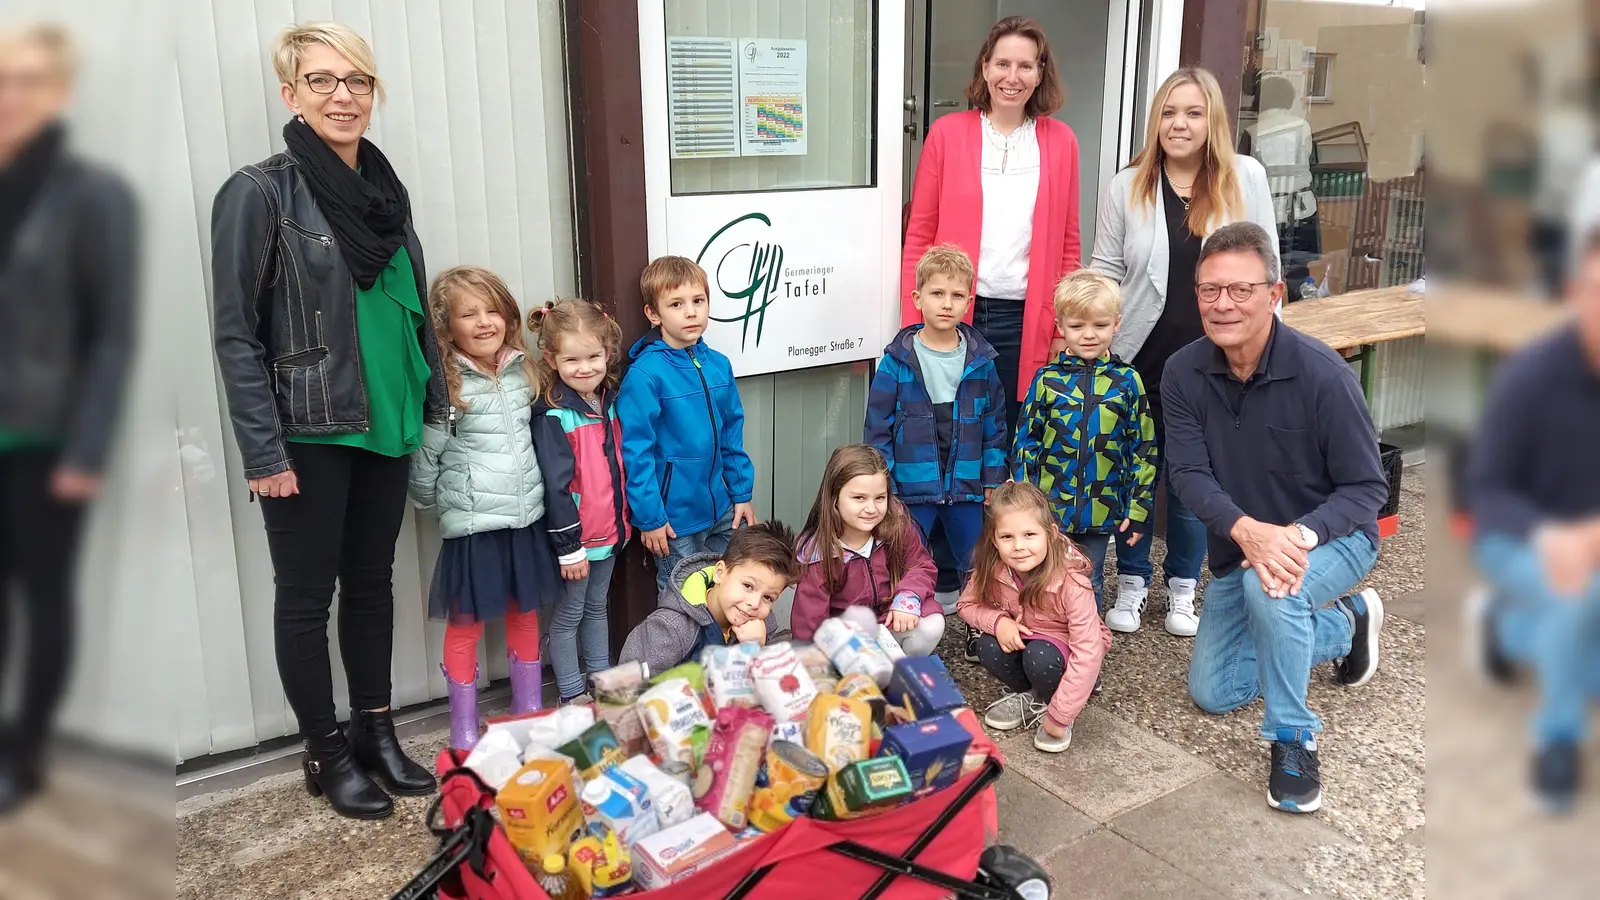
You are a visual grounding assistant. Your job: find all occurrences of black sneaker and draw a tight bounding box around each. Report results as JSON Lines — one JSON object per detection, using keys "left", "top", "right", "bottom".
{"left": 1092, "top": 675, "right": 1103, "bottom": 694}
{"left": 1335, "top": 589, "right": 1384, "bottom": 687}
{"left": 1267, "top": 729, "right": 1322, "bottom": 813}
{"left": 964, "top": 628, "right": 981, "bottom": 663}
{"left": 1534, "top": 741, "right": 1580, "bottom": 813}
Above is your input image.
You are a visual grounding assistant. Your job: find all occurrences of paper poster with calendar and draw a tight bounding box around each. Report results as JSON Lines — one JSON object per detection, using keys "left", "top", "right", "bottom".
{"left": 737, "top": 39, "right": 807, "bottom": 157}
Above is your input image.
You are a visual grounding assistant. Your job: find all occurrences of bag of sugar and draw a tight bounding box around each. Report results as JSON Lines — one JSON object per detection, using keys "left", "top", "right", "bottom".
{"left": 748, "top": 644, "right": 818, "bottom": 724}
{"left": 699, "top": 641, "right": 760, "bottom": 710}
{"left": 619, "top": 754, "right": 696, "bottom": 828}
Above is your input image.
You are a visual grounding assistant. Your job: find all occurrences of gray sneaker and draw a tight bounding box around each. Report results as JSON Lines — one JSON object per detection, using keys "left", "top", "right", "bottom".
{"left": 983, "top": 692, "right": 1030, "bottom": 731}
{"left": 1034, "top": 722, "right": 1073, "bottom": 753}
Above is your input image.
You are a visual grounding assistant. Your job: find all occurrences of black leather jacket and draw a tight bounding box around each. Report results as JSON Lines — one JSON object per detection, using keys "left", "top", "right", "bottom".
{"left": 0, "top": 152, "right": 137, "bottom": 473}
{"left": 210, "top": 152, "right": 447, "bottom": 479}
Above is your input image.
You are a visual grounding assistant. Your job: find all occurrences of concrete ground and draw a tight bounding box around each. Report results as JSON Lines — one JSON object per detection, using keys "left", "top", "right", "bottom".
{"left": 175, "top": 469, "right": 1427, "bottom": 900}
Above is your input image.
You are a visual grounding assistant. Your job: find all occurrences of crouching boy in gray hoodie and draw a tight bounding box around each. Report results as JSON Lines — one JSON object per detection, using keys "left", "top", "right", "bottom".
{"left": 619, "top": 521, "right": 800, "bottom": 674}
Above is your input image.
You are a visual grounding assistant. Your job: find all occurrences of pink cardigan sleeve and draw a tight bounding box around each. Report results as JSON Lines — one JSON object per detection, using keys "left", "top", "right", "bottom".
{"left": 955, "top": 571, "right": 1012, "bottom": 636}
{"left": 900, "top": 120, "right": 947, "bottom": 324}
{"left": 1044, "top": 569, "right": 1112, "bottom": 729}
{"left": 1058, "top": 128, "right": 1082, "bottom": 273}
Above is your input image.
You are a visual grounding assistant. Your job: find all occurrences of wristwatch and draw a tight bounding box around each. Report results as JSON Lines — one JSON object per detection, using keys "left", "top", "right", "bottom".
{"left": 1296, "top": 523, "right": 1319, "bottom": 549}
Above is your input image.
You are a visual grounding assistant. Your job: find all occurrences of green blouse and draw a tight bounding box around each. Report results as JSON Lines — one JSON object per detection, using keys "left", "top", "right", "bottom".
{"left": 290, "top": 246, "right": 431, "bottom": 458}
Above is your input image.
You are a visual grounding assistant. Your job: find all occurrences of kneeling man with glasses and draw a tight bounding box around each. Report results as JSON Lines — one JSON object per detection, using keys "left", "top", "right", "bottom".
{"left": 1160, "top": 221, "right": 1390, "bottom": 814}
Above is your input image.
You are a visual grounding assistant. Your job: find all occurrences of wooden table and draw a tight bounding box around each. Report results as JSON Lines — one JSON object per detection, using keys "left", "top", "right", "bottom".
{"left": 1283, "top": 285, "right": 1427, "bottom": 401}
{"left": 1425, "top": 285, "right": 1569, "bottom": 355}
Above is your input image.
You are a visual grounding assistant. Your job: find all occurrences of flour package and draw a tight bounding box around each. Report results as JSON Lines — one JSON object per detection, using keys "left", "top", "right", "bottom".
{"left": 699, "top": 641, "right": 761, "bottom": 710}
{"left": 637, "top": 677, "right": 712, "bottom": 766}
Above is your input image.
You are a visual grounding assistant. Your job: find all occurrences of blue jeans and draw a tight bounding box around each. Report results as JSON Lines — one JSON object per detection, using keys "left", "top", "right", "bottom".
{"left": 1188, "top": 534, "right": 1375, "bottom": 740}
{"left": 973, "top": 296, "right": 1024, "bottom": 439}
{"left": 1475, "top": 532, "right": 1600, "bottom": 745}
{"left": 1067, "top": 533, "right": 1112, "bottom": 614}
{"left": 655, "top": 507, "right": 735, "bottom": 591}
{"left": 1115, "top": 402, "right": 1204, "bottom": 584}
{"left": 549, "top": 554, "right": 618, "bottom": 699}
{"left": 909, "top": 503, "right": 985, "bottom": 595}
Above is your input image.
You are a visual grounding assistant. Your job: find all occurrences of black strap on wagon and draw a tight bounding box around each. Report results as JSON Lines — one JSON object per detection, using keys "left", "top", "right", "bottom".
{"left": 390, "top": 766, "right": 501, "bottom": 900}
{"left": 722, "top": 757, "right": 1028, "bottom": 900}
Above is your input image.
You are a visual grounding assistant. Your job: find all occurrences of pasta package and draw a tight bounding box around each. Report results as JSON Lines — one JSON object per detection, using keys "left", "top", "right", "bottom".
{"left": 637, "top": 678, "right": 712, "bottom": 767}
{"left": 885, "top": 656, "right": 965, "bottom": 721}
{"left": 700, "top": 641, "right": 761, "bottom": 710}
{"left": 594, "top": 700, "right": 651, "bottom": 758}
{"left": 692, "top": 706, "right": 774, "bottom": 829}
{"left": 834, "top": 672, "right": 888, "bottom": 726}
{"left": 748, "top": 644, "right": 818, "bottom": 723}
{"left": 813, "top": 617, "right": 893, "bottom": 687}
{"left": 805, "top": 694, "right": 872, "bottom": 772}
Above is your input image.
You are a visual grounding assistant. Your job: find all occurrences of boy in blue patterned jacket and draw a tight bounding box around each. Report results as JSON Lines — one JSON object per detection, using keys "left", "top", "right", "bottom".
{"left": 1013, "top": 270, "right": 1157, "bottom": 615}
{"left": 865, "top": 244, "right": 1008, "bottom": 657}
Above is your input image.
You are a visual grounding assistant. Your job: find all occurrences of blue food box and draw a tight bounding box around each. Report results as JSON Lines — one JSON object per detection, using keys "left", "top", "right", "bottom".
{"left": 879, "top": 713, "right": 972, "bottom": 794}
{"left": 884, "top": 656, "right": 965, "bottom": 720}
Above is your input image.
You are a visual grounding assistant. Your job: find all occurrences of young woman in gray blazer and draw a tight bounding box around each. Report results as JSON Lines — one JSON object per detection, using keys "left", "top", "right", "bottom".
{"left": 1089, "top": 67, "right": 1279, "bottom": 639}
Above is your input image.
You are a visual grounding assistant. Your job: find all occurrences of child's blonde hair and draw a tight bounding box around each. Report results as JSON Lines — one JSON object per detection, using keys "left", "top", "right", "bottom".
{"left": 426, "top": 266, "right": 536, "bottom": 411}
{"left": 527, "top": 298, "right": 625, "bottom": 405}
{"left": 1053, "top": 269, "right": 1122, "bottom": 321}
{"left": 639, "top": 256, "right": 709, "bottom": 312}
{"left": 915, "top": 243, "right": 975, "bottom": 293}
{"left": 970, "top": 482, "right": 1092, "bottom": 612}
{"left": 271, "top": 21, "right": 386, "bottom": 103}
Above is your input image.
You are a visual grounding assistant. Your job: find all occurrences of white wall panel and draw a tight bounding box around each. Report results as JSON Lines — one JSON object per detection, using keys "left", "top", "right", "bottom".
{"left": 8, "top": 1, "right": 577, "bottom": 761}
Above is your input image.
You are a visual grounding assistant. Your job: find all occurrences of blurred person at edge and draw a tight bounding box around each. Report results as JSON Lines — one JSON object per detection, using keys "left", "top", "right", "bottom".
{"left": 0, "top": 24, "right": 137, "bottom": 814}
{"left": 1471, "top": 229, "right": 1600, "bottom": 813}
{"left": 210, "top": 22, "right": 447, "bottom": 821}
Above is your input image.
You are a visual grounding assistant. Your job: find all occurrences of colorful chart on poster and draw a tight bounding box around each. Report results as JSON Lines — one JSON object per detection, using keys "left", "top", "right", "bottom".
{"left": 738, "top": 39, "right": 807, "bottom": 157}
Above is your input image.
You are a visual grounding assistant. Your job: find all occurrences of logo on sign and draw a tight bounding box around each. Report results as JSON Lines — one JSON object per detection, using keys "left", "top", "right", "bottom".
{"left": 697, "top": 213, "right": 833, "bottom": 351}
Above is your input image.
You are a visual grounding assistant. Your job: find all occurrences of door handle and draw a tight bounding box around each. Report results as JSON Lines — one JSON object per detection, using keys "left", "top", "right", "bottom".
{"left": 933, "top": 100, "right": 961, "bottom": 108}
{"left": 903, "top": 95, "right": 919, "bottom": 112}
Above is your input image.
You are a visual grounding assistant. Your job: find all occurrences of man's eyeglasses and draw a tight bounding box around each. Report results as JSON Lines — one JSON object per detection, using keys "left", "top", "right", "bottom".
{"left": 301, "top": 73, "right": 375, "bottom": 96}
{"left": 1196, "top": 281, "right": 1272, "bottom": 303}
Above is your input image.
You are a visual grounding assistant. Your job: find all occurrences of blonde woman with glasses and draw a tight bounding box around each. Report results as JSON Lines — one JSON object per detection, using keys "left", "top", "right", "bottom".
{"left": 211, "top": 22, "right": 448, "bottom": 819}
{"left": 1089, "top": 67, "right": 1278, "bottom": 639}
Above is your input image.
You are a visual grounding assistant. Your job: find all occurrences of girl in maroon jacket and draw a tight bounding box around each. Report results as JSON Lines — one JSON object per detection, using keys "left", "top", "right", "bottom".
{"left": 790, "top": 445, "right": 943, "bottom": 654}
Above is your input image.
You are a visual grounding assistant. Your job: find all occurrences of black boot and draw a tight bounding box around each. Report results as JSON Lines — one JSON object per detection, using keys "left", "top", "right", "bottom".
{"left": 303, "top": 730, "right": 393, "bottom": 820}
{"left": 346, "top": 709, "right": 435, "bottom": 796}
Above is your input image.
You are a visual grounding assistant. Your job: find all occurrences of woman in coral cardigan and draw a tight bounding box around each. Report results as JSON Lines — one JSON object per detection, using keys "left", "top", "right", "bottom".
{"left": 900, "top": 15, "right": 1081, "bottom": 440}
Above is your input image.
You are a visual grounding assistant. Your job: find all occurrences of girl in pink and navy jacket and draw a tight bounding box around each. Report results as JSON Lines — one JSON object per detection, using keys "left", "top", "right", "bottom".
{"left": 529, "top": 300, "right": 631, "bottom": 704}
{"left": 958, "top": 481, "right": 1112, "bottom": 754}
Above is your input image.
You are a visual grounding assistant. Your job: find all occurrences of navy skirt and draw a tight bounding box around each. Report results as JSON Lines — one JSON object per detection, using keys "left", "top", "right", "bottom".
{"left": 428, "top": 518, "right": 561, "bottom": 625}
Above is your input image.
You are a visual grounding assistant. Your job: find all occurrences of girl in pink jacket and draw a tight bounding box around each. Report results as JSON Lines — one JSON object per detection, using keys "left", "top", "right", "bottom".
{"left": 958, "top": 482, "right": 1112, "bottom": 752}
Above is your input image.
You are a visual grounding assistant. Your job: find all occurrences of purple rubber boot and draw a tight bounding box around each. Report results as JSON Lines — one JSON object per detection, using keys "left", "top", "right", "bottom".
{"left": 509, "top": 651, "right": 544, "bottom": 715}
{"left": 443, "top": 664, "right": 480, "bottom": 752}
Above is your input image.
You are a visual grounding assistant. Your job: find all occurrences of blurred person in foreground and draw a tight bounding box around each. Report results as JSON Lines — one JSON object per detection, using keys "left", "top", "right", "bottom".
{"left": 1471, "top": 229, "right": 1600, "bottom": 813}
{"left": 0, "top": 23, "right": 136, "bottom": 813}
{"left": 1164, "top": 221, "right": 1389, "bottom": 815}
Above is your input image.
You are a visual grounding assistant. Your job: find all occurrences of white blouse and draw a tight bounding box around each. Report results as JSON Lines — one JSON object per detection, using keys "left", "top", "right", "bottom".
{"left": 976, "top": 114, "right": 1041, "bottom": 300}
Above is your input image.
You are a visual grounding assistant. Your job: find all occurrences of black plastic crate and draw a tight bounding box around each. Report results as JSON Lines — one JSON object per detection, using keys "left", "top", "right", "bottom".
{"left": 1378, "top": 442, "right": 1404, "bottom": 518}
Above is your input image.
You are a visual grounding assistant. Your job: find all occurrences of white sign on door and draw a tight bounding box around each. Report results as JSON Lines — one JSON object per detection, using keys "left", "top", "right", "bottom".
{"left": 665, "top": 189, "right": 889, "bottom": 378}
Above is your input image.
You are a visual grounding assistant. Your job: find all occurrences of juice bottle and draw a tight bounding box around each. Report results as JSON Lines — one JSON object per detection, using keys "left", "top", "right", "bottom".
{"left": 536, "top": 853, "right": 584, "bottom": 900}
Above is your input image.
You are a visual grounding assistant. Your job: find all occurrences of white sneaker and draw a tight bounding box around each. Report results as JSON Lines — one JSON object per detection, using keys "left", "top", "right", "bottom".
{"left": 1106, "top": 574, "right": 1147, "bottom": 632}
{"left": 1034, "top": 722, "right": 1073, "bottom": 753}
{"left": 1165, "top": 577, "right": 1200, "bottom": 636}
{"left": 983, "top": 692, "right": 1030, "bottom": 731}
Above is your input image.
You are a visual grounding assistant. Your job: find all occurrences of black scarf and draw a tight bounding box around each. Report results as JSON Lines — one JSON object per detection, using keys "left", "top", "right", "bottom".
{"left": 0, "top": 121, "right": 64, "bottom": 271}
{"left": 282, "top": 117, "right": 410, "bottom": 290}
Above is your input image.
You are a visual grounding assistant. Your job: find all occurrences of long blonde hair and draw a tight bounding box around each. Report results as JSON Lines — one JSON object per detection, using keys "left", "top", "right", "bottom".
{"left": 1129, "top": 68, "right": 1243, "bottom": 235}
{"left": 526, "top": 298, "right": 624, "bottom": 406}
{"left": 426, "top": 266, "right": 537, "bottom": 411}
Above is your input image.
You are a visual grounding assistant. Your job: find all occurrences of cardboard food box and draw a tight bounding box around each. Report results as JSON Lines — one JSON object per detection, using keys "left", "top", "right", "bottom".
{"left": 594, "top": 700, "right": 651, "bottom": 758}
{"left": 949, "top": 706, "right": 998, "bottom": 775}
{"left": 496, "top": 757, "right": 586, "bottom": 863}
{"left": 631, "top": 811, "right": 740, "bottom": 889}
{"left": 556, "top": 720, "right": 625, "bottom": 782}
{"left": 884, "top": 656, "right": 965, "bottom": 721}
{"left": 879, "top": 713, "right": 972, "bottom": 795}
{"left": 810, "top": 756, "right": 912, "bottom": 821}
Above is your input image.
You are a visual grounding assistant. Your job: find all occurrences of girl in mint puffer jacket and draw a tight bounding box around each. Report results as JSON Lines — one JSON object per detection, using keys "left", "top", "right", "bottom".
{"left": 410, "top": 267, "right": 559, "bottom": 751}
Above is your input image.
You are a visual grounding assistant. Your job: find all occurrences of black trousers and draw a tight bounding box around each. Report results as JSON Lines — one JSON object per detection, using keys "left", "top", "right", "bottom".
{"left": 0, "top": 451, "right": 84, "bottom": 758}
{"left": 259, "top": 443, "right": 410, "bottom": 738}
{"left": 973, "top": 633, "right": 1067, "bottom": 702}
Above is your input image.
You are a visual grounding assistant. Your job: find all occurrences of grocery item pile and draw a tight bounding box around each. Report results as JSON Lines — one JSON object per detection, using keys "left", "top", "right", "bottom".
{"left": 460, "top": 614, "right": 999, "bottom": 896}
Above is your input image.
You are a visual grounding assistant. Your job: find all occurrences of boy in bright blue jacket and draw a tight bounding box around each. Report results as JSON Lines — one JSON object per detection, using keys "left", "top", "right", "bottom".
{"left": 865, "top": 244, "right": 1009, "bottom": 602}
{"left": 618, "top": 256, "right": 758, "bottom": 590}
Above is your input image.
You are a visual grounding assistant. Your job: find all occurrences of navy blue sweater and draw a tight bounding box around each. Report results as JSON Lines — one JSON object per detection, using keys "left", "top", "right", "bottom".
{"left": 1161, "top": 321, "right": 1389, "bottom": 577}
{"left": 1469, "top": 325, "right": 1600, "bottom": 538}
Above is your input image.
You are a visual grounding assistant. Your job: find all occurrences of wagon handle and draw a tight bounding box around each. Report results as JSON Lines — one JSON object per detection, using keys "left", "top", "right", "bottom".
{"left": 855, "top": 756, "right": 1005, "bottom": 900}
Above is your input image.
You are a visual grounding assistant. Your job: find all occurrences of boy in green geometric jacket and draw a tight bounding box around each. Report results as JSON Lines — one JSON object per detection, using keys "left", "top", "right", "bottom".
{"left": 1012, "top": 270, "right": 1158, "bottom": 614}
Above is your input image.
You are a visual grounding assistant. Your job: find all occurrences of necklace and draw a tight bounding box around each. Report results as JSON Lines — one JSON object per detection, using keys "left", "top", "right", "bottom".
{"left": 1164, "top": 163, "right": 1194, "bottom": 210}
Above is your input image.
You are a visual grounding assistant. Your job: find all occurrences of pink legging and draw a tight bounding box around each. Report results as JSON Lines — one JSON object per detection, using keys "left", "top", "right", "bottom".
{"left": 442, "top": 608, "right": 541, "bottom": 683}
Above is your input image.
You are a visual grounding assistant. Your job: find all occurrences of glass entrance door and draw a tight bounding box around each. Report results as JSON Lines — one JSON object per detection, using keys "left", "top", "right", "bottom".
{"left": 902, "top": 0, "right": 1146, "bottom": 257}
